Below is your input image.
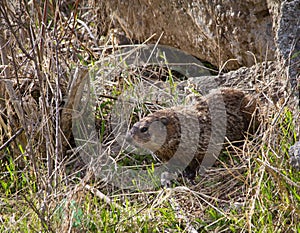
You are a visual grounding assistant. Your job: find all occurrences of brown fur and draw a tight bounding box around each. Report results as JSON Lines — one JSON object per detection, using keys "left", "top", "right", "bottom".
{"left": 126, "top": 88, "right": 259, "bottom": 175}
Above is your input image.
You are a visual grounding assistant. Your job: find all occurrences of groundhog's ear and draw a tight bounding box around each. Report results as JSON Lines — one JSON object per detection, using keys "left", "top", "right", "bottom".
{"left": 160, "top": 117, "right": 169, "bottom": 125}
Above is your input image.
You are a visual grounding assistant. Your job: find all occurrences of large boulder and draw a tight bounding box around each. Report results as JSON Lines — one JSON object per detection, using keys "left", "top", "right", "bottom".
{"left": 103, "top": 0, "right": 278, "bottom": 69}
{"left": 275, "top": 0, "right": 300, "bottom": 87}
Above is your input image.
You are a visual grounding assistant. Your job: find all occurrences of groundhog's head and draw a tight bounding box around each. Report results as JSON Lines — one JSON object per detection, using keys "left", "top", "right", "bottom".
{"left": 126, "top": 110, "right": 180, "bottom": 153}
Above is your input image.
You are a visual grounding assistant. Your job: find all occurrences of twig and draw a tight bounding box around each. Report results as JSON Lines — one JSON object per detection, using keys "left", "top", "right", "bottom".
{"left": 98, "top": 94, "right": 155, "bottom": 106}
{"left": 0, "top": 128, "right": 24, "bottom": 153}
{"left": 84, "top": 184, "right": 123, "bottom": 210}
{"left": 21, "top": 193, "right": 55, "bottom": 233}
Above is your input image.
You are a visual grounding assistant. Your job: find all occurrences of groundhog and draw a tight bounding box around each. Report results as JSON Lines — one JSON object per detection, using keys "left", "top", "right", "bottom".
{"left": 126, "top": 88, "right": 259, "bottom": 177}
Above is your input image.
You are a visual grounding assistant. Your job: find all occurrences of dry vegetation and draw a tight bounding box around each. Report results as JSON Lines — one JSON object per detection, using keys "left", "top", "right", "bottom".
{"left": 0, "top": 1, "right": 299, "bottom": 232}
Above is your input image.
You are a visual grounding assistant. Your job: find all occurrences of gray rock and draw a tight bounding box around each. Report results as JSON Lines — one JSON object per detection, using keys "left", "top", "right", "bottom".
{"left": 102, "top": 0, "right": 276, "bottom": 69}
{"left": 289, "top": 141, "right": 300, "bottom": 170}
{"left": 276, "top": 0, "right": 300, "bottom": 88}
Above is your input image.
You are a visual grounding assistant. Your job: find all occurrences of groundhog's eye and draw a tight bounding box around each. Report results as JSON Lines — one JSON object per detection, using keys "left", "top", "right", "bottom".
{"left": 140, "top": 127, "right": 148, "bottom": 133}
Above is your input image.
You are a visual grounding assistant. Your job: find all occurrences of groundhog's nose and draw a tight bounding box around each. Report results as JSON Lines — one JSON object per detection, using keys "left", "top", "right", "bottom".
{"left": 127, "top": 125, "right": 140, "bottom": 141}
{"left": 125, "top": 131, "right": 133, "bottom": 143}
{"left": 126, "top": 127, "right": 136, "bottom": 143}
{"left": 126, "top": 124, "right": 140, "bottom": 143}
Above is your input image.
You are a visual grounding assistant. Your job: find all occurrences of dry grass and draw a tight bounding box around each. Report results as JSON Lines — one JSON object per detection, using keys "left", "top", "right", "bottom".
{"left": 0, "top": 1, "right": 299, "bottom": 232}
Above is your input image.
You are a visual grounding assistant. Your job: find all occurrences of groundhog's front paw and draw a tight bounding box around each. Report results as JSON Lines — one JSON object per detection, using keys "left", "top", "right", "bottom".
{"left": 160, "top": 172, "right": 178, "bottom": 188}
{"left": 289, "top": 141, "right": 300, "bottom": 171}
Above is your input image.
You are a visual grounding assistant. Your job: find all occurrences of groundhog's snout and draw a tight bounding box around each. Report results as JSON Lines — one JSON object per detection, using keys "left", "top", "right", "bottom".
{"left": 125, "top": 129, "right": 134, "bottom": 143}
{"left": 125, "top": 132, "right": 133, "bottom": 143}
{"left": 125, "top": 124, "right": 140, "bottom": 143}
{"left": 126, "top": 121, "right": 152, "bottom": 146}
